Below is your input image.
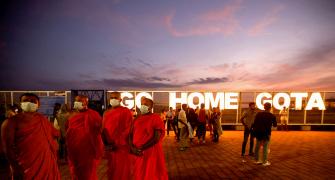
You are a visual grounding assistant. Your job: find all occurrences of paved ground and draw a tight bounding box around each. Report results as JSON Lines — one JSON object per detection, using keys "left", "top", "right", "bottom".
{"left": 57, "top": 131, "right": 335, "bottom": 180}
{"left": 2, "top": 131, "right": 335, "bottom": 179}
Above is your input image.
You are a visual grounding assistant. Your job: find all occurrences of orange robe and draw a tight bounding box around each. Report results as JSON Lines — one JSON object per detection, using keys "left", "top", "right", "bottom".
{"left": 66, "top": 109, "right": 103, "bottom": 180}
{"left": 5, "top": 113, "right": 60, "bottom": 179}
{"left": 102, "top": 106, "right": 133, "bottom": 180}
{"left": 132, "top": 114, "right": 168, "bottom": 180}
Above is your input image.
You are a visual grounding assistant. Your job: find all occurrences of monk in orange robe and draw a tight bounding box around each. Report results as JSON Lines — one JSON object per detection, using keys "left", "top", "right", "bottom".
{"left": 2, "top": 93, "right": 60, "bottom": 179}
{"left": 102, "top": 92, "right": 133, "bottom": 179}
{"left": 130, "top": 98, "right": 168, "bottom": 180}
{"left": 66, "top": 95, "right": 103, "bottom": 180}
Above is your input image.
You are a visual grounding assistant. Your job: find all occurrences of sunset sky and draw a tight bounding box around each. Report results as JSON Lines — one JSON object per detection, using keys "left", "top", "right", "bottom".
{"left": 0, "top": 0, "right": 335, "bottom": 91}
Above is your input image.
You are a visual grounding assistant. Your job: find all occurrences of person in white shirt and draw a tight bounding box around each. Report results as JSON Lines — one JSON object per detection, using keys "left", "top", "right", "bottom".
{"left": 178, "top": 104, "right": 189, "bottom": 151}
{"left": 279, "top": 107, "right": 288, "bottom": 131}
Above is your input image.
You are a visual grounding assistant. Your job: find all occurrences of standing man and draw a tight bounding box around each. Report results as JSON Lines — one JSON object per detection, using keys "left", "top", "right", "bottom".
{"left": 66, "top": 95, "right": 104, "bottom": 180}
{"left": 130, "top": 98, "right": 168, "bottom": 180}
{"left": 173, "top": 109, "right": 181, "bottom": 141}
{"left": 2, "top": 93, "right": 60, "bottom": 179}
{"left": 240, "top": 102, "right": 257, "bottom": 158}
{"left": 197, "top": 103, "right": 207, "bottom": 144}
{"left": 102, "top": 91, "right": 133, "bottom": 179}
{"left": 166, "top": 107, "right": 176, "bottom": 136}
{"left": 187, "top": 108, "right": 198, "bottom": 144}
{"left": 279, "top": 107, "right": 288, "bottom": 131}
{"left": 178, "top": 104, "right": 189, "bottom": 151}
{"left": 160, "top": 109, "right": 167, "bottom": 127}
{"left": 56, "top": 104, "right": 71, "bottom": 162}
{"left": 212, "top": 108, "right": 223, "bottom": 143}
{"left": 253, "top": 102, "right": 277, "bottom": 166}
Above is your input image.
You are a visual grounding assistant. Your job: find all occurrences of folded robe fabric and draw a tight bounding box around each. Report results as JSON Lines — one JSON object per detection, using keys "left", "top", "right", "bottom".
{"left": 102, "top": 106, "right": 133, "bottom": 180}
{"left": 7, "top": 113, "right": 61, "bottom": 180}
{"left": 66, "top": 109, "right": 103, "bottom": 180}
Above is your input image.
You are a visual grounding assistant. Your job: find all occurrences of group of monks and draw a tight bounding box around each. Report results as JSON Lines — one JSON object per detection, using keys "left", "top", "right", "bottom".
{"left": 1, "top": 92, "right": 168, "bottom": 180}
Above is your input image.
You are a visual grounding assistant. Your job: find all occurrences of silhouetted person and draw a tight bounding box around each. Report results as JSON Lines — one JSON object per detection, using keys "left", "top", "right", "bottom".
{"left": 212, "top": 108, "right": 222, "bottom": 143}
{"left": 241, "top": 102, "right": 257, "bottom": 158}
{"left": 178, "top": 104, "right": 189, "bottom": 151}
{"left": 197, "top": 103, "right": 207, "bottom": 144}
{"left": 253, "top": 102, "right": 277, "bottom": 166}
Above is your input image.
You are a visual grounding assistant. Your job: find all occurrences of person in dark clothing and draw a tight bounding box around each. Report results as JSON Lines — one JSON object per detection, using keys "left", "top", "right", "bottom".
{"left": 173, "top": 109, "right": 181, "bottom": 141}
{"left": 197, "top": 104, "right": 207, "bottom": 144}
{"left": 187, "top": 108, "right": 198, "bottom": 144}
{"left": 211, "top": 108, "right": 222, "bottom": 143}
{"left": 241, "top": 102, "right": 257, "bottom": 158}
{"left": 52, "top": 103, "right": 61, "bottom": 123}
{"left": 252, "top": 102, "right": 277, "bottom": 166}
{"left": 166, "top": 107, "right": 176, "bottom": 136}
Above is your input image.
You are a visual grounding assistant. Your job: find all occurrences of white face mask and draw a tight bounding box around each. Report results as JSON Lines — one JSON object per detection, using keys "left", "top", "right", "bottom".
{"left": 110, "top": 99, "right": 120, "bottom": 107}
{"left": 73, "top": 101, "right": 84, "bottom": 110}
{"left": 140, "top": 105, "right": 150, "bottom": 114}
{"left": 21, "top": 102, "right": 38, "bottom": 112}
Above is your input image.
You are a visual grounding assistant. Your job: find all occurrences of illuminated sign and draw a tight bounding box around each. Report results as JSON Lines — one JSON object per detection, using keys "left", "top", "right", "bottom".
{"left": 256, "top": 92, "right": 325, "bottom": 110}
{"left": 169, "top": 92, "right": 238, "bottom": 110}
{"left": 118, "top": 92, "right": 326, "bottom": 111}
{"left": 121, "top": 92, "right": 153, "bottom": 109}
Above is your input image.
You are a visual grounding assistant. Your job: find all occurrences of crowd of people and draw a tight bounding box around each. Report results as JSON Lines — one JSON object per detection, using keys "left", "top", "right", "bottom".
{"left": 160, "top": 101, "right": 278, "bottom": 166}
{"left": 0, "top": 92, "right": 167, "bottom": 180}
{"left": 160, "top": 103, "right": 224, "bottom": 151}
{"left": 0, "top": 92, "right": 281, "bottom": 179}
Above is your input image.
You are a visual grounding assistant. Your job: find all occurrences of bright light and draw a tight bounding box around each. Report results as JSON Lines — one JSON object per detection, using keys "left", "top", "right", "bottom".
{"left": 204, "top": 92, "right": 225, "bottom": 110}
{"left": 121, "top": 92, "right": 134, "bottom": 109}
{"left": 120, "top": 91, "right": 326, "bottom": 111}
{"left": 273, "top": 93, "right": 291, "bottom": 110}
{"left": 187, "top": 92, "right": 204, "bottom": 109}
{"left": 225, "top": 92, "right": 239, "bottom": 109}
{"left": 291, "top": 93, "right": 308, "bottom": 110}
{"left": 256, "top": 92, "right": 272, "bottom": 110}
{"left": 135, "top": 92, "right": 153, "bottom": 109}
{"left": 306, "top": 92, "right": 325, "bottom": 110}
{"left": 169, "top": 92, "right": 239, "bottom": 110}
{"left": 169, "top": 92, "right": 188, "bottom": 109}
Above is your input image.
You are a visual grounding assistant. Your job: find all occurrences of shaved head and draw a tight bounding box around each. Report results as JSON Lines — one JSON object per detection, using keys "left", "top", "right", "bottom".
{"left": 110, "top": 92, "right": 121, "bottom": 100}
{"left": 20, "top": 93, "right": 40, "bottom": 106}
{"left": 75, "top": 95, "right": 88, "bottom": 102}
{"left": 143, "top": 98, "right": 154, "bottom": 109}
{"left": 75, "top": 95, "right": 89, "bottom": 109}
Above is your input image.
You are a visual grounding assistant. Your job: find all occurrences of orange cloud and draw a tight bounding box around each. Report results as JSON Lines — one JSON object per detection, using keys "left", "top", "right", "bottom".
{"left": 247, "top": 5, "right": 285, "bottom": 36}
{"left": 164, "top": 0, "right": 242, "bottom": 37}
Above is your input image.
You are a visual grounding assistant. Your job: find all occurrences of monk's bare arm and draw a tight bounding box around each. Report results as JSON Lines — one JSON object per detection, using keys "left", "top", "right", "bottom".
{"left": 128, "top": 125, "right": 138, "bottom": 154}
{"left": 101, "top": 114, "right": 117, "bottom": 151}
{"left": 139, "top": 130, "right": 161, "bottom": 151}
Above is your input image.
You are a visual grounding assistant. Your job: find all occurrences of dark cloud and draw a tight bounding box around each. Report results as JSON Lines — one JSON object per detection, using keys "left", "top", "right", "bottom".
{"left": 78, "top": 73, "right": 96, "bottom": 80}
{"left": 186, "top": 77, "right": 229, "bottom": 85}
{"left": 147, "top": 76, "right": 171, "bottom": 82}
{"left": 0, "top": 75, "right": 231, "bottom": 90}
{"left": 137, "top": 59, "right": 153, "bottom": 68}
{"left": 89, "top": 78, "right": 181, "bottom": 89}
